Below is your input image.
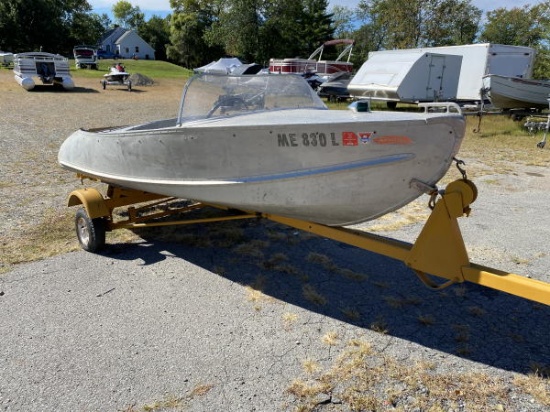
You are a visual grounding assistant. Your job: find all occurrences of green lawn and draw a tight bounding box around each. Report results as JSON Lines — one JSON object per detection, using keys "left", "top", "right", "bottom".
{"left": 70, "top": 58, "right": 193, "bottom": 79}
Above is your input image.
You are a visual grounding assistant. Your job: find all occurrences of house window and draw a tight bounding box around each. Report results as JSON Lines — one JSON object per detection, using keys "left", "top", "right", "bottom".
{"left": 125, "top": 47, "right": 129, "bottom": 54}
{"left": 135, "top": 46, "right": 139, "bottom": 53}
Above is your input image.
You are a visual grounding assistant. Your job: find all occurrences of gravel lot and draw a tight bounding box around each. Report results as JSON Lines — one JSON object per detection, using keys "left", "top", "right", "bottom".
{"left": 0, "top": 67, "right": 549, "bottom": 411}
{"left": 0, "top": 69, "right": 183, "bottom": 241}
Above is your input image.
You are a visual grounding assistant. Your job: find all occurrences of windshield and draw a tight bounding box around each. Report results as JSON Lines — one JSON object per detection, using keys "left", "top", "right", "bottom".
{"left": 177, "top": 73, "right": 327, "bottom": 124}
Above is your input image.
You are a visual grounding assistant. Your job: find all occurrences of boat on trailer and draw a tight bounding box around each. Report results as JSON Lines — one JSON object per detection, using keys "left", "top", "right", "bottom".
{"left": 101, "top": 64, "right": 132, "bottom": 90}
{"left": 482, "top": 74, "right": 550, "bottom": 110}
{"left": 269, "top": 39, "right": 354, "bottom": 79}
{"left": 59, "top": 73, "right": 550, "bottom": 307}
{"left": 59, "top": 73, "right": 465, "bottom": 226}
{"left": 13, "top": 52, "right": 74, "bottom": 91}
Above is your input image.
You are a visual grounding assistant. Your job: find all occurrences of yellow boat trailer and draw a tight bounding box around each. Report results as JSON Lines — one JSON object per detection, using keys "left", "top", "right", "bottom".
{"left": 66, "top": 176, "right": 550, "bottom": 307}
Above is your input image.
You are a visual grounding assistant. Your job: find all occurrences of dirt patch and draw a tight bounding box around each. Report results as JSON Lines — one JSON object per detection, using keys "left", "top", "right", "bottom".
{"left": 0, "top": 69, "right": 185, "bottom": 249}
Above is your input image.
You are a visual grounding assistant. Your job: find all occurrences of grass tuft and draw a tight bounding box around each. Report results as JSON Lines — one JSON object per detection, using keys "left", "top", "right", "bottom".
{"left": 286, "top": 338, "right": 532, "bottom": 411}
{"left": 321, "top": 331, "right": 339, "bottom": 346}
{"left": 282, "top": 312, "right": 299, "bottom": 330}
{"left": 302, "top": 284, "right": 327, "bottom": 306}
{"left": 1, "top": 209, "right": 78, "bottom": 273}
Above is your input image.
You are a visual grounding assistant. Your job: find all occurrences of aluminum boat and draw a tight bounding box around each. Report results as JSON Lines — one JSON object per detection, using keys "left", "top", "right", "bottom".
{"left": 482, "top": 74, "right": 550, "bottom": 110}
{"left": 59, "top": 74, "right": 465, "bottom": 226}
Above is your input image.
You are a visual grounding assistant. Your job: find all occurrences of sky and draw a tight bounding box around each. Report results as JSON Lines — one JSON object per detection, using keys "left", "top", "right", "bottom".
{"left": 88, "top": 0, "right": 541, "bottom": 19}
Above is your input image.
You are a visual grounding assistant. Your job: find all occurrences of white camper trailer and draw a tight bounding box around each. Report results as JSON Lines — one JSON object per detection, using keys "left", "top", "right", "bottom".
{"left": 349, "top": 43, "right": 536, "bottom": 105}
{"left": 347, "top": 51, "right": 462, "bottom": 104}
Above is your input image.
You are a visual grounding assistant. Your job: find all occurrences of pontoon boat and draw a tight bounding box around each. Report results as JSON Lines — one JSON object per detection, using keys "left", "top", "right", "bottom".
{"left": 13, "top": 52, "right": 74, "bottom": 90}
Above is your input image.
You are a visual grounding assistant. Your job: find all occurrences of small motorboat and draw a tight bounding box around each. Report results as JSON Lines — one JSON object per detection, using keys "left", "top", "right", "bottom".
{"left": 482, "top": 74, "right": 550, "bottom": 110}
{"left": 101, "top": 64, "right": 132, "bottom": 90}
{"left": 317, "top": 71, "right": 353, "bottom": 101}
{"left": 59, "top": 73, "right": 465, "bottom": 226}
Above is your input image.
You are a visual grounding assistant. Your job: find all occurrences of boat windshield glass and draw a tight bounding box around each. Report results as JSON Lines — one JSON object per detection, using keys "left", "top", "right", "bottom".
{"left": 177, "top": 73, "right": 327, "bottom": 123}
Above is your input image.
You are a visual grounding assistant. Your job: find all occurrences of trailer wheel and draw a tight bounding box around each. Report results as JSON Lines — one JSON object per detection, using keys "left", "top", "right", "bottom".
{"left": 102, "top": 80, "right": 106, "bottom": 90}
{"left": 75, "top": 208, "right": 106, "bottom": 252}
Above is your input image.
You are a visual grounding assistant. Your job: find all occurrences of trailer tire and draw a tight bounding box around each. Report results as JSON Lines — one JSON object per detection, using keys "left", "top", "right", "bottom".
{"left": 75, "top": 208, "right": 106, "bottom": 252}
{"left": 102, "top": 80, "right": 106, "bottom": 90}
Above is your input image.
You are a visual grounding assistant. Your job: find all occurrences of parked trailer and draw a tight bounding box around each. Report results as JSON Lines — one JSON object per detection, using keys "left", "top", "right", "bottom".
{"left": 347, "top": 51, "right": 462, "bottom": 105}
{"left": 349, "top": 43, "right": 536, "bottom": 105}
{"left": 0, "top": 51, "right": 13, "bottom": 67}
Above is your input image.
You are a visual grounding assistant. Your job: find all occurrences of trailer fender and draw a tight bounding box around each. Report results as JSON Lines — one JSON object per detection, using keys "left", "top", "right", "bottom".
{"left": 67, "top": 188, "right": 110, "bottom": 219}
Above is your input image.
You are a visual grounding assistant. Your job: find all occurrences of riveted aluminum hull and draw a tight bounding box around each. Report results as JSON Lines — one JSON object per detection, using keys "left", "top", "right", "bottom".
{"left": 59, "top": 106, "right": 464, "bottom": 226}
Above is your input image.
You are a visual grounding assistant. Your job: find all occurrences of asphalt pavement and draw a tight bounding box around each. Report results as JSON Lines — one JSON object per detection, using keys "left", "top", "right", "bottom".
{"left": 1, "top": 167, "right": 550, "bottom": 411}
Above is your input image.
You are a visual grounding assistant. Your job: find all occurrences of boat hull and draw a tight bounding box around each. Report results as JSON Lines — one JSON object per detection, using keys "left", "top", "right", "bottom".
{"left": 483, "top": 74, "right": 550, "bottom": 110}
{"left": 59, "top": 109, "right": 464, "bottom": 226}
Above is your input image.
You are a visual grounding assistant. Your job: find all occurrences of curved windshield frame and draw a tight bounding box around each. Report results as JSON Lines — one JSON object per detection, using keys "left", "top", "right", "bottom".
{"left": 177, "top": 73, "right": 327, "bottom": 124}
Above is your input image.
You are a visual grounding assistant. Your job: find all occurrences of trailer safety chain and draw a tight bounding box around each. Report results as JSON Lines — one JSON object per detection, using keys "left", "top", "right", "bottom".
{"left": 451, "top": 157, "right": 478, "bottom": 217}
{"left": 472, "top": 88, "right": 488, "bottom": 133}
{"left": 428, "top": 189, "right": 439, "bottom": 210}
{"left": 427, "top": 157, "right": 469, "bottom": 211}
{"left": 414, "top": 270, "right": 458, "bottom": 290}
{"left": 453, "top": 157, "right": 468, "bottom": 180}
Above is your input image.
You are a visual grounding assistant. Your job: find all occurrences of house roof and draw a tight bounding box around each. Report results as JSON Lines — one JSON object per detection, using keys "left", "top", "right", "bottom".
{"left": 115, "top": 30, "right": 133, "bottom": 45}
{"left": 98, "top": 27, "right": 128, "bottom": 45}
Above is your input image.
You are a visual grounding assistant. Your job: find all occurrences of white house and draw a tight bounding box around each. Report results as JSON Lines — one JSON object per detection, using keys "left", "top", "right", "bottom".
{"left": 99, "top": 27, "right": 155, "bottom": 60}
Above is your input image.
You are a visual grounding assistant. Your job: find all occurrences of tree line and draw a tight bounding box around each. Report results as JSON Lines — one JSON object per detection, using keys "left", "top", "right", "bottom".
{"left": 1, "top": 0, "right": 550, "bottom": 77}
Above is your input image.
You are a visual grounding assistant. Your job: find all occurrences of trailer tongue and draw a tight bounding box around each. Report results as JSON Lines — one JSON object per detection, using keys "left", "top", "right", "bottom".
{"left": 66, "top": 175, "right": 550, "bottom": 307}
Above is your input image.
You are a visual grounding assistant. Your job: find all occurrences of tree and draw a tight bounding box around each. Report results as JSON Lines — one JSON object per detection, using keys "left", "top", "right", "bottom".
{"left": 167, "top": 0, "right": 224, "bottom": 68}
{"left": 138, "top": 15, "right": 171, "bottom": 61}
{"left": 206, "top": 0, "right": 263, "bottom": 62}
{"left": 422, "top": 0, "right": 481, "bottom": 46}
{"left": 331, "top": 5, "right": 355, "bottom": 39}
{"left": 0, "top": 0, "right": 96, "bottom": 55}
{"left": 260, "top": 0, "right": 310, "bottom": 61}
{"left": 205, "top": 0, "right": 335, "bottom": 64}
{"left": 480, "top": 5, "right": 546, "bottom": 47}
{"left": 355, "top": 0, "right": 481, "bottom": 50}
{"left": 113, "top": 0, "right": 145, "bottom": 29}
{"left": 299, "top": 0, "right": 335, "bottom": 55}
{"left": 69, "top": 12, "right": 109, "bottom": 46}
